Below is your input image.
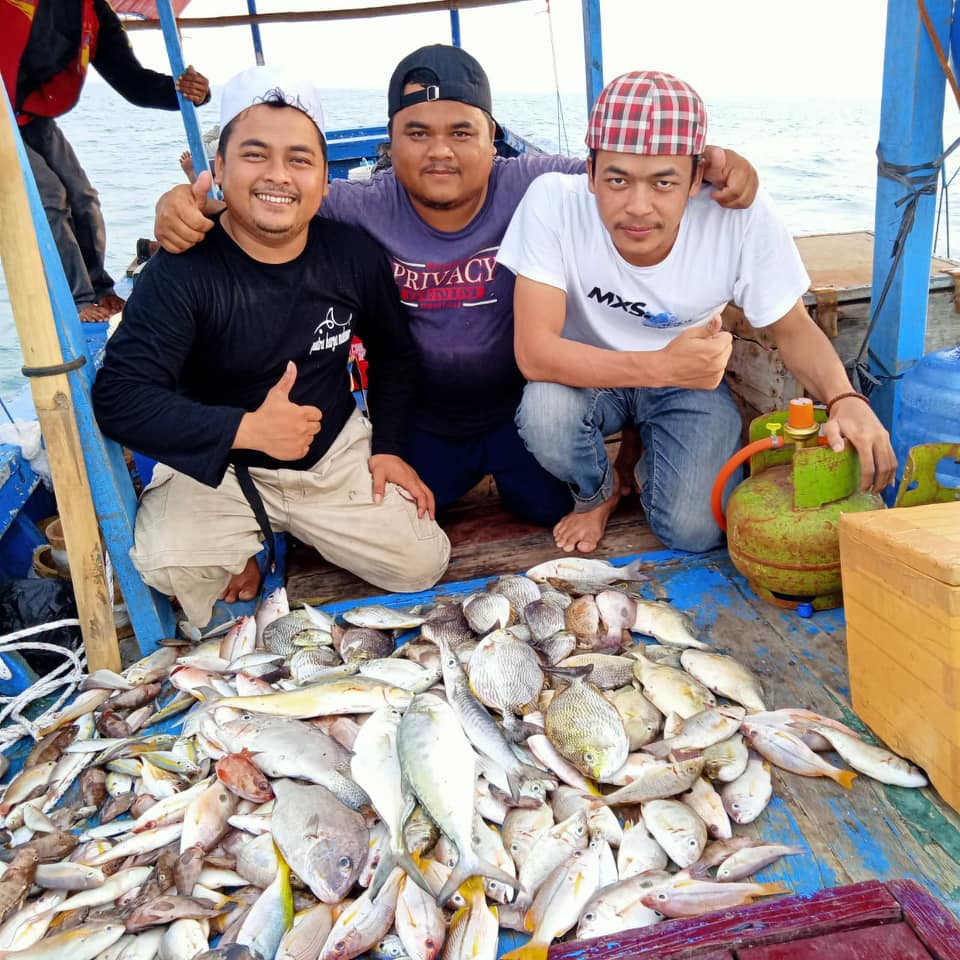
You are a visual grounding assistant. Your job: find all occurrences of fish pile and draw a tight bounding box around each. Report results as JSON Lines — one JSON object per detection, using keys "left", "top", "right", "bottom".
{"left": 0, "top": 556, "right": 929, "bottom": 960}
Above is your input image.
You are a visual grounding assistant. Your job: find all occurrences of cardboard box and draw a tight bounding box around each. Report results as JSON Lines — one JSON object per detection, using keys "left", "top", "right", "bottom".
{"left": 840, "top": 502, "right": 960, "bottom": 812}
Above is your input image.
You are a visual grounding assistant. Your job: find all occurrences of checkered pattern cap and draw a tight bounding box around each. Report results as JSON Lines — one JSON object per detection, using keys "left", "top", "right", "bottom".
{"left": 585, "top": 71, "right": 706, "bottom": 155}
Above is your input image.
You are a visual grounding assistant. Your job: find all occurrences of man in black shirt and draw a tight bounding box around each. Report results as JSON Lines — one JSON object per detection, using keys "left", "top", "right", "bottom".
{"left": 93, "top": 65, "right": 449, "bottom": 628}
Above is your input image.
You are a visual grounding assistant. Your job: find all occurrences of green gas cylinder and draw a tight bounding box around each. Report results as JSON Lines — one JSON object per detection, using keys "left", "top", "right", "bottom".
{"left": 724, "top": 399, "right": 885, "bottom": 610}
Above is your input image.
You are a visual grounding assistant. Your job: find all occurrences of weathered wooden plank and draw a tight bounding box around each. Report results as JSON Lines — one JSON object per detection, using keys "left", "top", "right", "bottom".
{"left": 737, "top": 922, "right": 932, "bottom": 959}
{"left": 551, "top": 880, "right": 900, "bottom": 960}
{"left": 888, "top": 879, "right": 960, "bottom": 960}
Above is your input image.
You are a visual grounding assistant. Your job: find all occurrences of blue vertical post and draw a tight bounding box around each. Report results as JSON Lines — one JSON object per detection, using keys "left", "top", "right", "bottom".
{"left": 3, "top": 90, "right": 176, "bottom": 649}
{"left": 581, "top": 0, "right": 603, "bottom": 115}
{"left": 868, "top": 0, "right": 950, "bottom": 433}
{"left": 449, "top": 10, "right": 461, "bottom": 47}
{"left": 155, "top": 0, "right": 214, "bottom": 197}
{"left": 248, "top": 0, "right": 266, "bottom": 65}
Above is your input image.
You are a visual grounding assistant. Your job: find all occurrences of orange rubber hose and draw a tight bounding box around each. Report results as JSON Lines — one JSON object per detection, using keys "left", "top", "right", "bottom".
{"left": 711, "top": 437, "right": 779, "bottom": 532}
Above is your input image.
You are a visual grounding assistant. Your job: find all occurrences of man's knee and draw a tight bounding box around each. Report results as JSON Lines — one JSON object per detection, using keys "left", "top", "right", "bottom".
{"left": 374, "top": 530, "right": 451, "bottom": 593}
{"left": 648, "top": 503, "right": 724, "bottom": 553}
{"left": 516, "top": 383, "right": 591, "bottom": 471}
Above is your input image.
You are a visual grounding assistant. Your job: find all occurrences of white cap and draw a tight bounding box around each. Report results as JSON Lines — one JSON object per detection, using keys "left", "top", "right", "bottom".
{"left": 219, "top": 65, "right": 325, "bottom": 137}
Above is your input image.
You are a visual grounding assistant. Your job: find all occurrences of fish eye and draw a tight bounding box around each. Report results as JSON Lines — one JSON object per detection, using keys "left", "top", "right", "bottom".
{"left": 656, "top": 892, "right": 668, "bottom": 901}
{"left": 584, "top": 912, "right": 594, "bottom": 921}
{"left": 584, "top": 753, "right": 595, "bottom": 763}
{"left": 338, "top": 856, "right": 352, "bottom": 870}
{"left": 335, "top": 941, "right": 346, "bottom": 951}
{"left": 510, "top": 842, "right": 519, "bottom": 852}
{"left": 731, "top": 802, "right": 741, "bottom": 810}
{"left": 487, "top": 881, "right": 498, "bottom": 890}
{"left": 426, "top": 940, "right": 435, "bottom": 949}
{"left": 688, "top": 838, "right": 698, "bottom": 846}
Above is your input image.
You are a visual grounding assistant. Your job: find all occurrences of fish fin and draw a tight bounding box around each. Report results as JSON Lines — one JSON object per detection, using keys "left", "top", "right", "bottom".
{"left": 192, "top": 685, "right": 223, "bottom": 704}
{"left": 437, "top": 856, "right": 521, "bottom": 909}
{"left": 542, "top": 663, "right": 593, "bottom": 681}
{"left": 367, "top": 849, "right": 397, "bottom": 901}
{"left": 500, "top": 942, "right": 548, "bottom": 960}
{"left": 397, "top": 848, "right": 433, "bottom": 899}
{"left": 458, "top": 876, "right": 485, "bottom": 900}
{"left": 641, "top": 739, "right": 672, "bottom": 759}
{"left": 832, "top": 768, "right": 857, "bottom": 790}
{"left": 505, "top": 771, "right": 523, "bottom": 802}
{"left": 489, "top": 905, "right": 499, "bottom": 922}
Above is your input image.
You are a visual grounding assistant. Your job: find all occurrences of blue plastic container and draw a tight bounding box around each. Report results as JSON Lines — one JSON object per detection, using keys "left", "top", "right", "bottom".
{"left": 893, "top": 345, "right": 960, "bottom": 489}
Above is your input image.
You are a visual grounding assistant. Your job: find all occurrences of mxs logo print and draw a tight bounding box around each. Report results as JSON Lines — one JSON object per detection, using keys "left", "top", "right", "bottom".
{"left": 588, "top": 287, "right": 681, "bottom": 328}
{"left": 392, "top": 247, "right": 499, "bottom": 309}
{"left": 310, "top": 307, "right": 353, "bottom": 354}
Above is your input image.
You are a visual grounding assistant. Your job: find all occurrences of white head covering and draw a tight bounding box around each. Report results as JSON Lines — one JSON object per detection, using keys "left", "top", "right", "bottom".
{"left": 219, "top": 65, "right": 325, "bottom": 136}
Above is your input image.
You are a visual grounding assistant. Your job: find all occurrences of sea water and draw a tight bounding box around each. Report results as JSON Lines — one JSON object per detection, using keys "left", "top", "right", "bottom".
{"left": 1, "top": 81, "right": 959, "bottom": 400}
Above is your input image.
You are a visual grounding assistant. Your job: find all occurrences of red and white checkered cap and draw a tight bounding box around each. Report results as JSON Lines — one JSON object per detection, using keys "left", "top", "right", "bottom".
{"left": 585, "top": 71, "right": 706, "bottom": 156}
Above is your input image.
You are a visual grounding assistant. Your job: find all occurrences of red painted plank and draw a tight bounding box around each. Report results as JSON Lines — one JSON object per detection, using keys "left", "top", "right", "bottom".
{"left": 887, "top": 879, "right": 960, "bottom": 960}
{"left": 551, "top": 881, "right": 901, "bottom": 960}
{"left": 737, "top": 922, "right": 932, "bottom": 959}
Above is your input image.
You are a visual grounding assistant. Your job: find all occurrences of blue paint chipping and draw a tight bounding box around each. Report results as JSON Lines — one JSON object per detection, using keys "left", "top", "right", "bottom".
{"left": 826, "top": 797, "right": 893, "bottom": 877}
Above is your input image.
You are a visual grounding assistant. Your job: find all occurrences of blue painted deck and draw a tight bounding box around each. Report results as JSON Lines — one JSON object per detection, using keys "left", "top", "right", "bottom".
{"left": 2, "top": 546, "right": 958, "bottom": 952}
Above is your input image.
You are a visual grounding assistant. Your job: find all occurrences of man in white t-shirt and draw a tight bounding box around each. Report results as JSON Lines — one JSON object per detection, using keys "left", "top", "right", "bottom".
{"left": 497, "top": 71, "right": 895, "bottom": 555}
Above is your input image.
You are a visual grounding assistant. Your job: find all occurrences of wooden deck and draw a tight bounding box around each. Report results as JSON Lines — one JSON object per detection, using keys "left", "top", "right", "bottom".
{"left": 297, "top": 475, "right": 960, "bottom": 923}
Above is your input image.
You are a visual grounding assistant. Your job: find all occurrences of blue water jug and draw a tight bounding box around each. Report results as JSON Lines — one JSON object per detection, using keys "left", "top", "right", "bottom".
{"left": 893, "top": 345, "right": 960, "bottom": 489}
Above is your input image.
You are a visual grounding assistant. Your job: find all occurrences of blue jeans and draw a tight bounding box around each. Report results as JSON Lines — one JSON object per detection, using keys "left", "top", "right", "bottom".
{"left": 516, "top": 382, "right": 743, "bottom": 552}
{"left": 21, "top": 118, "right": 116, "bottom": 309}
{"left": 404, "top": 421, "right": 573, "bottom": 527}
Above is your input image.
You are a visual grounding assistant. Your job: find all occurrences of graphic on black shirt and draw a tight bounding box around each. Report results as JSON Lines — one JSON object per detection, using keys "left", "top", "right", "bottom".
{"left": 310, "top": 307, "right": 354, "bottom": 354}
{"left": 587, "top": 286, "right": 680, "bottom": 328}
{"left": 392, "top": 247, "right": 500, "bottom": 309}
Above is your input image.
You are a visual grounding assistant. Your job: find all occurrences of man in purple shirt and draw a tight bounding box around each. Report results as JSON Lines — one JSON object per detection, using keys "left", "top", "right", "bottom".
{"left": 154, "top": 46, "right": 758, "bottom": 598}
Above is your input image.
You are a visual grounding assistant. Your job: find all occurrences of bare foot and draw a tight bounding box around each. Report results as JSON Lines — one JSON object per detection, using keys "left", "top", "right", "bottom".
{"left": 553, "top": 489, "right": 621, "bottom": 553}
{"left": 98, "top": 294, "right": 126, "bottom": 314}
{"left": 78, "top": 303, "right": 111, "bottom": 322}
{"left": 613, "top": 426, "right": 642, "bottom": 496}
{"left": 220, "top": 555, "right": 261, "bottom": 603}
{"left": 180, "top": 150, "right": 197, "bottom": 183}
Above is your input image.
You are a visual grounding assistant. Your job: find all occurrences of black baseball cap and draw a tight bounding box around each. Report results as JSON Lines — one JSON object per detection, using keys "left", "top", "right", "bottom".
{"left": 387, "top": 44, "right": 502, "bottom": 136}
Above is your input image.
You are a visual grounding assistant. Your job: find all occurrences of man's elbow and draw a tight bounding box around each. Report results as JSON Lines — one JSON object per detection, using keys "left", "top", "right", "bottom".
{"left": 515, "top": 341, "right": 547, "bottom": 381}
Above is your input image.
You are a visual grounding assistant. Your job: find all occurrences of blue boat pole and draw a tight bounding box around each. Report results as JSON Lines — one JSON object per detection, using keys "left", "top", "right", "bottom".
{"left": 580, "top": 0, "right": 603, "bottom": 115}
{"left": 155, "top": 0, "right": 215, "bottom": 197}
{"left": 2, "top": 89, "right": 176, "bottom": 651}
{"left": 450, "top": 10, "right": 461, "bottom": 47}
{"left": 868, "top": 0, "right": 951, "bottom": 436}
{"left": 248, "top": 0, "right": 266, "bottom": 65}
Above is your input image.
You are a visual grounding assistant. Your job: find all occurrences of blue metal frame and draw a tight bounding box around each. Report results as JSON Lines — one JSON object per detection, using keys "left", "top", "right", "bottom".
{"left": 155, "top": 0, "right": 215, "bottom": 198}
{"left": 450, "top": 10, "right": 461, "bottom": 47}
{"left": 247, "top": 0, "right": 266, "bottom": 65}
{"left": 581, "top": 0, "right": 604, "bottom": 115}
{"left": 868, "top": 0, "right": 951, "bottom": 437}
{"left": 3, "top": 91, "right": 176, "bottom": 650}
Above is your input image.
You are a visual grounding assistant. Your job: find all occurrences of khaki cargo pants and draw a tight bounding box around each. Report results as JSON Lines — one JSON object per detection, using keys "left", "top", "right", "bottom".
{"left": 131, "top": 411, "right": 451, "bottom": 627}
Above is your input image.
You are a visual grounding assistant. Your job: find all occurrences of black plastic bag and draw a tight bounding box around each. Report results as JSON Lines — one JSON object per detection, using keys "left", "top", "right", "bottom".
{"left": 0, "top": 578, "right": 81, "bottom": 675}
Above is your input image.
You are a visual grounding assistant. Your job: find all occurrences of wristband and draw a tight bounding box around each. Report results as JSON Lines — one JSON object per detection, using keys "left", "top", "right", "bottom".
{"left": 825, "top": 391, "right": 870, "bottom": 416}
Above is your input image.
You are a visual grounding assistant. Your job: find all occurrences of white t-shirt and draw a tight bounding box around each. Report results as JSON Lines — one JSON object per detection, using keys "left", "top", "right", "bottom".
{"left": 496, "top": 172, "right": 810, "bottom": 352}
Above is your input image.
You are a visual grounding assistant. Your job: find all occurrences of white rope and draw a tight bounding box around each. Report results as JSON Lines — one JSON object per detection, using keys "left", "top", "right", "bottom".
{"left": 0, "top": 620, "right": 87, "bottom": 751}
{"left": 544, "top": 0, "right": 570, "bottom": 156}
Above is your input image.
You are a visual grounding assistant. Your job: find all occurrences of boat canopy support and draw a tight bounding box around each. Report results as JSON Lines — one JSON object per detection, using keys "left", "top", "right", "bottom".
{"left": 580, "top": 0, "right": 603, "bottom": 119}
{"left": 867, "top": 0, "right": 951, "bottom": 436}
{"left": 0, "top": 92, "right": 177, "bottom": 667}
{"left": 123, "top": 0, "right": 529, "bottom": 30}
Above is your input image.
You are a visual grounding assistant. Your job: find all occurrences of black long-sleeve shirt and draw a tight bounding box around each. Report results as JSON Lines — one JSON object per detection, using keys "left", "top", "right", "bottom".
{"left": 17, "top": 0, "right": 204, "bottom": 116}
{"left": 93, "top": 217, "right": 419, "bottom": 488}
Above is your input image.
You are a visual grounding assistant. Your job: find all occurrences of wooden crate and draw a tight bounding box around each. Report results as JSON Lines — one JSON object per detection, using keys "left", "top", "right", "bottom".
{"left": 839, "top": 502, "right": 960, "bottom": 813}
{"left": 725, "top": 231, "right": 960, "bottom": 419}
{"left": 551, "top": 879, "right": 960, "bottom": 959}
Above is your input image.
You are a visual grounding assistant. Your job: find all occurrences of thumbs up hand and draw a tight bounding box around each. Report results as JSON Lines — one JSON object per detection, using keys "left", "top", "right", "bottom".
{"left": 154, "top": 170, "right": 218, "bottom": 253}
{"left": 657, "top": 312, "right": 733, "bottom": 390}
{"left": 233, "top": 362, "right": 323, "bottom": 459}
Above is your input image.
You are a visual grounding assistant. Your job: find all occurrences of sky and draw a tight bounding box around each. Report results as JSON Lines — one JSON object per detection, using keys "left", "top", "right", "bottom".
{"left": 110, "top": 0, "right": 890, "bottom": 102}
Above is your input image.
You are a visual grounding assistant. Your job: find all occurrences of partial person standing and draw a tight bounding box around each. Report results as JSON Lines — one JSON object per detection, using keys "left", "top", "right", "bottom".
{"left": 0, "top": 0, "right": 210, "bottom": 321}
{"left": 498, "top": 71, "right": 896, "bottom": 555}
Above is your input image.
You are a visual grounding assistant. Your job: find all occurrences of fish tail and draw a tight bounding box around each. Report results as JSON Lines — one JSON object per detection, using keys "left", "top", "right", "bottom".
{"left": 620, "top": 559, "right": 651, "bottom": 582}
{"left": 755, "top": 881, "right": 791, "bottom": 897}
{"left": 500, "top": 942, "right": 549, "bottom": 960}
{"left": 832, "top": 768, "right": 857, "bottom": 790}
{"left": 640, "top": 740, "right": 671, "bottom": 759}
{"left": 437, "top": 855, "right": 521, "bottom": 908}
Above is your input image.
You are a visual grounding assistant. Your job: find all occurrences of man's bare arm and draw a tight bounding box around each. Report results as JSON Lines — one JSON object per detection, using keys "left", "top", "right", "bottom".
{"left": 513, "top": 275, "right": 733, "bottom": 390}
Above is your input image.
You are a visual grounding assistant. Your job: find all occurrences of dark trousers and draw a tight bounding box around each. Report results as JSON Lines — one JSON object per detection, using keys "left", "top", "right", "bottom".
{"left": 404, "top": 420, "right": 573, "bottom": 527}
{"left": 20, "top": 118, "right": 116, "bottom": 309}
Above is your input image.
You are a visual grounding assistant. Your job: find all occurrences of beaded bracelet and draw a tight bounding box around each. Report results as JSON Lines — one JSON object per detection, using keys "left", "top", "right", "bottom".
{"left": 825, "top": 391, "right": 870, "bottom": 416}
